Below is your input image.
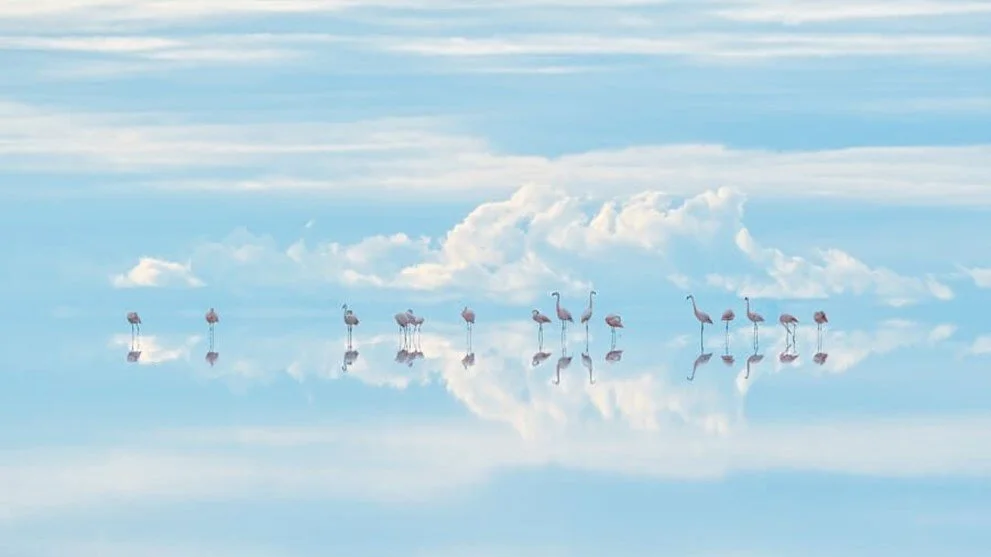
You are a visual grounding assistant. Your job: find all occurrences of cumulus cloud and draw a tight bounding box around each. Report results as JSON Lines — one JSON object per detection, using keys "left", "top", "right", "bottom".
{"left": 111, "top": 257, "right": 204, "bottom": 288}
{"left": 963, "top": 266, "right": 991, "bottom": 288}
{"left": 115, "top": 186, "right": 951, "bottom": 306}
{"left": 705, "top": 228, "right": 954, "bottom": 305}
{"left": 970, "top": 335, "right": 991, "bottom": 355}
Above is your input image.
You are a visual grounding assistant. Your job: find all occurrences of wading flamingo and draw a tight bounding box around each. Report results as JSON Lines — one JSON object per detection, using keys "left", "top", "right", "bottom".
{"left": 342, "top": 304, "right": 359, "bottom": 344}
{"left": 551, "top": 292, "right": 574, "bottom": 341}
{"left": 127, "top": 311, "right": 141, "bottom": 338}
{"left": 779, "top": 313, "right": 798, "bottom": 345}
{"left": 604, "top": 313, "right": 623, "bottom": 346}
{"left": 814, "top": 310, "right": 828, "bottom": 352}
{"left": 205, "top": 307, "right": 219, "bottom": 352}
{"left": 461, "top": 306, "right": 475, "bottom": 350}
{"left": 686, "top": 295, "right": 713, "bottom": 351}
{"left": 744, "top": 297, "right": 764, "bottom": 350}
{"left": 580, "top": 290, "right": 596, "bottom": 337}
{"left": 408, "top": 311, "right": 424, "bottom": 337}
{"left": 721, "top": 309, "right": 735, "bottom": 335}
{"left": 394, "top": 310, "right": 411, "bottom": 345}
{"left": 532, "top": 309, "right": 552, "bottom": 346}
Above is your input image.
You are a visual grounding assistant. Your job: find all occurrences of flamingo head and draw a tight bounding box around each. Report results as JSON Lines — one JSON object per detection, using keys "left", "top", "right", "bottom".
{"left": 406, "top": 308, "right": 414, "bottom": 314}
{"left": 551, "top": 291, "right": 560, "bottom": 298}
{"left": 342, "top": 303, "right": 348, "bottom": 310}
{"left": 591, "top": 290, "right": 597, "bottom": 296}
{"left": 686, "top": 294, "right": 693, "bottom": 301}
{"left": 532, "top": 309, "right": 539, "bottom": 316}
{"left": 744, "top": 296, "right": 749, "bottom": 302}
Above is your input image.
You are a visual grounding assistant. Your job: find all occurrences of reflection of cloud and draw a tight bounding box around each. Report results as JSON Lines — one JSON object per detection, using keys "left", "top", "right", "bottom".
{"left": 108, "top": 334, "right": 200, "bottom": 364}
{"left": 4, "top": 413, "right": 991, "bottom": 521}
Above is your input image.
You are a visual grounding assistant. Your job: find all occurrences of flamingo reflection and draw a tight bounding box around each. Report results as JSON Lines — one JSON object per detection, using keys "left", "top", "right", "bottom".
{"left": 342, "top": 343, "right": 359, "bottom": 373}
{"left": 532, "top": 350, "right": 552, "bottom": 367}
{"left": 687, "top": 351, "right": 713, "bottom": 381}
{"left": 581, "top": 351, "right": 594, "bottom": 385}
{"left": 205, "top": 307, "right": 220, "bottom": 367}
{"left": 779, "top": 333, "right": 799, "bottom": 365}
{"left": 126, "top": 311, "right": 142, "bottom": 363}
{"left": 554, "top": 349, "right": 573, "bottom": 385}
{"left": 461, "top": 310, "right": 476, "bottom": 370}
{"left": 605, "top": 349, "right": 623, "bottom": 364}
{"left": 745, "top": 350, "right": 764, "bottom": 379}
{"left": 205, "top": 351, "right": 219, "bottom": 366}
{"left": 127, "top": 349, "right": 141, "bottom": 363}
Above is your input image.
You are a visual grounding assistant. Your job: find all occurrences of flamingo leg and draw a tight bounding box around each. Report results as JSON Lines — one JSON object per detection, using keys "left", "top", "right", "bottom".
{"left": 610, "top": 328, "right": 617, "bottom": 350}
{"left": 699, "top": 321, "right": 705, "bottom": 352}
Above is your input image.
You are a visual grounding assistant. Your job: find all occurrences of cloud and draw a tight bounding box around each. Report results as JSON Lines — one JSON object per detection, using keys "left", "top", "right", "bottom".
{"left": 962, "top": 267, "right": 991, "bottom": 288}
{"left": 705, "top": 228, "right": 954, "bottom": 305}
{"left": 108, "top": 334, "right": 201, "bottom": 364}
{"left": 970, "top": 335, "right": 991, "bottom": 355}
{"left": 116, "top": 186, "right": 951, "bottom": 307}
{"left": 711, "top": 0, "right": 991, "bottom": 23}
{"left": 111, "top": 257, "right": 204, "bottom": 288}
{"left": 3, "top": 100, "right": 989, "bottom": 207}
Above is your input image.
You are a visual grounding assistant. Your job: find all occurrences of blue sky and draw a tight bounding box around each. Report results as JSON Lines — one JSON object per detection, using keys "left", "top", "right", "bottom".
{"left": 2, "top": 1, "right": 991, "bottom": 555}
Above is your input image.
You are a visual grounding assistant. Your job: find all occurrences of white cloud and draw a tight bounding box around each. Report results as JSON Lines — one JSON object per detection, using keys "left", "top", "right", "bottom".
{"left": 117, "top": 186, "right": 951, "bottom": 307}
{"left": 3, "top": 100, "right": 989, "bottom": 207}
{"left": 963, "top": 267, "right": 991, "bottom": 288}
{"left": 970, "top": 335, "right": 991, "bottom": 355}
{"left": 711, "top": 0, "right": 991, "bottom": 23}
{"left": 108, "top": 334, "right": 201, "bottom": 365}
{"left": 705, "top": 228, "right": 954, "bottom": 305}
{"left": 111, "top": 257, "right": 204, "bottom": 288}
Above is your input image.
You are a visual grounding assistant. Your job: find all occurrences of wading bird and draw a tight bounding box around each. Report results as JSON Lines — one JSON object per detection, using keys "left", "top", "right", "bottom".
{"left": 551, "top": 292, "right": 574, "bottom": 341}
{"left": 342, "top": 304, "right": 359, "bottom": 344}
{"left": 687, "top": 295, "right": 713, "bottom": 352}
{"left": 744, "top": 297, "right": 764, "bottom": 350}
{"left": 580, "top": 290, "right": 596, "bottom": 337}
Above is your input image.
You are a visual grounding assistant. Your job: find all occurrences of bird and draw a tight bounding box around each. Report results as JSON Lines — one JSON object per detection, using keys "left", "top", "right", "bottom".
{"left": 813, "top": 310, "right": 828, "bottom": 330}
{"left": 205, "top": 308, "right": 219, "bottom": 326}
{"left": 409, "top": 312, "right": 424, "bottom": 336}
{"left": 342, "top": 304, "right": 359, "bottom": 344}
{"left": 532, "top": 309, "right": 552, "bottom": 346}
{"left": 126, "top": 311, "right": 141, "bottom": 336}
{"left": 721, "top": 354, "right": 735, "bottom": 366}
{"left": 721, "top": 309, "right": 735, "bottom": 334}
{"left": 551, "top": 292, "right": 574, "bottom": 339}
{"left": 813, "top": 352, "right": 828, "bottom": 366}
{"left": 341, "top": 348, "right": 358, "bottom": 372}
{"left": 604, "top": 349, "right": 623, "bottom": 363}
{"left": 394, "top": 311, "right": 411, "bottom": 345}
{"left": 779, "top": 350, "right": 799, "bottom": 364}
{"left": 744, "top": 296, "right": 765, "bottom": 349}
{"left": 580, "top": 290, "right": 597, "bottom": 335}
{"left": 554, "top": 352, "right": 573, "bottom": 385}
{"left": 461, "top": 351, "right": 476, "bottom": 370}
{"left": 531, "top": 350, "right": 552, "bottom": 367}
{"left": 461, "top": 305, "right": 475, "bottom": 350}
{"left": 205, "top": 351, "right": 218, "bottom": 367}
{"left": 779, "top": 313, "right": 799, "bottom": 344}
{"left": 604, "top": 313, "right": 623, "bottom": 345}
{"left": 686, "top": 294, "right": 713, "bottom": 351}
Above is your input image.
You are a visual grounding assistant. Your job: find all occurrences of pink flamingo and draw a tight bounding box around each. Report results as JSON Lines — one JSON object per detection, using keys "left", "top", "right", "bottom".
{"left": 779, "top": 313, "right": 798, "bottom": 345}
{"left": 814, "top": 310, "right": 828, "bottom": 353}
{"left": 394, "top": 310, "right": 411, "bottom": 345}
{"left": 461, "top": 305, "right": 475, "bottom": 349}
{"left": 126, "top": 311, "right": 141, "bottom": 337}
{"left": 342, "top": 304, "right": 359, "bottom": 345}
{"left": 580, "top": 290, "right": 596, "bottom": 337}
{"left": 686, "top": 294, "right": 713, "bottom": 351}
{"left": 744, "top": 297, "right": 764, "bottom": 350}
{"left": 551, "top": 291, "right": 574, "bottom": 341}
{"left": 532, "top": 309, "right": 552, "bottom": 346}
{"left": 721, "top": 309, "right": 735, "bottom": 334}
{"left": 604, "top": 313, "right": 623, "bottom": 347}
{"left": 408, "top": 311, "right": 424, "bottom": 336}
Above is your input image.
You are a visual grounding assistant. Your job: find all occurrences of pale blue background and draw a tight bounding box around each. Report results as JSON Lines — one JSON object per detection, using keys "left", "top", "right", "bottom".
{"left": 1, "top": 2, "right": 991, "bottom": 556}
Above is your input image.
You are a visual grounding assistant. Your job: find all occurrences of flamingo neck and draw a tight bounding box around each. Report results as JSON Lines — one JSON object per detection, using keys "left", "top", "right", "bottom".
{"left": 689, "top": 297, "right": 698, "bottom": 312}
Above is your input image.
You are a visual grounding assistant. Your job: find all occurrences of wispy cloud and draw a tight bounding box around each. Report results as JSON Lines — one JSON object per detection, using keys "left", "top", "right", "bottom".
{"left": 710, "top": 0, "right": 991, "bottom": 24}
{"left": 111, "top": 257, "right": 203, "bottom": 288}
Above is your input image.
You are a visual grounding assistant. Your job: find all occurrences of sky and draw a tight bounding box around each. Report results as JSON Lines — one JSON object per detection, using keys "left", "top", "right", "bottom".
{"left": 2, "top": 1, "right": 991, "bottom": 555}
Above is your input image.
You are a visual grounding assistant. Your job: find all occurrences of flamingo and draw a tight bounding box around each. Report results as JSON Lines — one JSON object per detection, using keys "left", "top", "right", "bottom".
{"left": 551, "top": 291, "right": 574, "bottom": 341}
{"left": 686, "top": 294, "right": 713, "bottom": 351}
{"left": 532, "top": 309, "right": 552, "bottom": 346}
{"left": 205, "top": 351, "right": 218, "bottom": 367}
{"left": 127, "top": 350, "right": 141, "bottom": 363}
{"left": 721, "top": 354, "right": 735, "bottom": 366}
{"left": 204, "top": 307, "right": 219, "bottom": 352}
{"left": 688, "top": 352, "right": 713, "bottom": 381}
{"left": 604, "top": 313, "right": 623, "bottom": 346}
{"left": 580, "top": 290, "right": 596, "bottom": 336}
{"left": 813, "top": 352, "right": 828, "bottom": 366}
{"left": 814, "top": 310, "right": 828, "bottom": 353}
{"left": 605, "top": 349, "right": 623, "bottom": 363}
{"left": 779, "top": 313, "right": 799, "bottom": 345}
{"left": 721, "top": 309, "right": 735, "bottom": 334}
{"left": 394, "top": 310, "right": 411, "bottom": 345}
{"left": 581, "top": 351, "right": 594, "bottom": 385}
{"left": 744, "top": 297, "right": 764, "bottom": 350}
{"left": 407, "top": 310, "right": 424, "bottom": 336}
{"left": 342, "top": 304, "right": 359, "bottom": 344}
{"left": 462, "top": 305, "right": 475, "bottom": 349}
{"left": 126, "top": 311, "right": 141, "bottom": 337}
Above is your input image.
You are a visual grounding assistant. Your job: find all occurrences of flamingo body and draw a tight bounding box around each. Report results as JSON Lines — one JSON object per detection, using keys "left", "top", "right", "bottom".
{"left": 205, "top": 308, "right": 219, "bottom": 324}
{"left": 461, "top": 307, "right": 476, "bottom": 324}
{"left": 605, "top": 314, "right": 623, "bottom": 328}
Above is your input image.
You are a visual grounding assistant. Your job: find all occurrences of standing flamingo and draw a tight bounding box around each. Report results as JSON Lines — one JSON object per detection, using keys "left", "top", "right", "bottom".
{"left": 721, "top": 309, "right": 735, "bottom": 335}
{"left": 342, "top": 304, "right": 359, "bottom": 345}
{"left": 580, "top": 290, "right": 596, "bottom": 337}
{"left": 814, "top": 310, "right": 828, "bottom": 364}
{"left": 461, "top": 306, "right": 475, "bottom": 350}
{"left": 532, "top": 309, "right": 552, "bottom": 346}
{"left": 744, "top": 297, "right": 764, "bottom": 350}
{"left": 686, "top": 295, "right": 713, "bottom": 352}
{"left": 126, "top": 311, "right": 141, "bottom": 337}
{"left": 394, "top": 310, "right": 411, "bottom": 346}
{"left": 604, "top": 313, "right": 623, "bottom": 346}
{"left": 551, "top": 291, "right": 574, "bottom": 341}
{"left": 779, "top": 313, "right": 798, "bottom": 345}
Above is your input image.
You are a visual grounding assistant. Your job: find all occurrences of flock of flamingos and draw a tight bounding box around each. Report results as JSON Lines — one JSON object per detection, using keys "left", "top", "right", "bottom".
{"left": 122, "top": 291, "right": 829, "bottom": 384}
